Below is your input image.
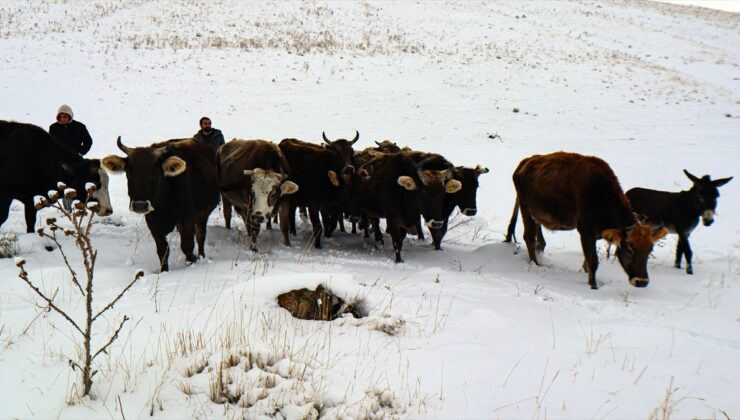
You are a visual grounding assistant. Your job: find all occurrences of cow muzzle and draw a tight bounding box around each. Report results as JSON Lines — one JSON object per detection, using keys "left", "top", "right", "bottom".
{"left": 629, "top": 277, "right": 649, "bottom": 288}
{"left": 462, "top": 208, "right": 477, "bottom": 216}
{"left": 426, "top": 220, "right": 444, "bottom": 230}
{"left": 130, "top": 200, "right": 154, "bottom": 214}
{"left": 251, "top": 212, "right": 265, "bottom": 224}
{"left": 702, "top": 210, "right": 714, "bottom": 226}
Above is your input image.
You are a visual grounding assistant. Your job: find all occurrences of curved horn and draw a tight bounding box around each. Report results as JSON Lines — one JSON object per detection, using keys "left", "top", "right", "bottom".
{"left": 322, "top": 131, "right": 331, "bottom": 145}
{"left": 116, "top": 136, "right": 131, "bottom": 155}
{"left": 350, "top": 130, "right": 360, "bottom": 145}
{"left": 375, "top": 140, "right": 382, "bottom": 147}
{"left": 416, "top": 167, "right": 426, "bottom": 184}
{"left": 154, "top": 145, "right": 170, "bottom": 158}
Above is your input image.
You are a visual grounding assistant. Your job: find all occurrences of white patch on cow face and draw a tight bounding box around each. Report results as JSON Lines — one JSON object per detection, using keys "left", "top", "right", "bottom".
{"left": 92, "top": 169, "right": 113, "bottom": 216}
{"left": 250, "top": 168, "right": 283, "bottom": 220}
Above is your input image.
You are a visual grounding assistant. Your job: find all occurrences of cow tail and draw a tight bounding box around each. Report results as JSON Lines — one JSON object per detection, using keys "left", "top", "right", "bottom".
{"left": 504, "top": 196, "right": 519, "bottom": 243}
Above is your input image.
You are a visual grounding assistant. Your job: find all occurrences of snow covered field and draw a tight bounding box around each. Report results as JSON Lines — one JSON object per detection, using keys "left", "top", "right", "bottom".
{"left": 1, "top": 0, "right": 739, "bottom": 418}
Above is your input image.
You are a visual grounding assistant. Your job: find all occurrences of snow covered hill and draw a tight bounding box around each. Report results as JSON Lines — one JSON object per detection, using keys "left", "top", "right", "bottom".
{"left": 1, "top": 1, "right": 738, "bottom": 418}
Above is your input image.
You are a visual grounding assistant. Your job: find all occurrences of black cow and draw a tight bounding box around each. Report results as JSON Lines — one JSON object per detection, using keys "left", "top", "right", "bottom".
{"left": 217, "top": 139, "right": 299, "bottom": 251}
{"left": 626, "top": 170, "right": 732, "bottom": 274}
{"left": 0, "top": 120, "right": 112, "bottom": 233}
{"left": 101, "top": 137, "right": 219, "bottom": 271}
{"left": 429, "top": 165, "right": 489, "bottom": 250}
{"left": 350, "top": 151, "right": 462, "bottom": 262}
{"left": 278, "top": 132, "right": 358, "bottom": 248}
{"left": 504, "top": 152, "right": 667, "bottom": 289}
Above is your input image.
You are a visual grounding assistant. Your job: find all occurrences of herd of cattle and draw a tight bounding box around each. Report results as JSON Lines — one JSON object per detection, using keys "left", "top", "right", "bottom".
{"left": 0, "top": 120, "right": 732, "bottom": 289}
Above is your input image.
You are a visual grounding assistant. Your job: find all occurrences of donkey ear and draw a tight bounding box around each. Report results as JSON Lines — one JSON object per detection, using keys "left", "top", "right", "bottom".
{"left": 712, "top": 176, "right": 733, "bottom": 188}
{"left": 683, "top": 169, "right": 700, "bottom": 183}
{"left": 601, "top": 229, "right": 623, "bottom": 246}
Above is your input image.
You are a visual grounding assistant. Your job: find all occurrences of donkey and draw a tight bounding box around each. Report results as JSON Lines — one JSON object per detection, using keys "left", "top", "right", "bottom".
{"left": 626, "top": 170, "right": 732, "bottom": 274}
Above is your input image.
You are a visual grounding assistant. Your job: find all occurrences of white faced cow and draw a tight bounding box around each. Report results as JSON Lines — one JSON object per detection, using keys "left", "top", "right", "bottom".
{"left": 218, "top": 140, "right": 299, "bottom": 251}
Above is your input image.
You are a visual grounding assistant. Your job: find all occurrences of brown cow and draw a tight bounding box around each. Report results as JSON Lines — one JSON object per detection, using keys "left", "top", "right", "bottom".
{"left": 217, "top": 139, "right": 299, "bottom": 251}
{"left": 102, "top": 137, "right": 219, "bottom": 271}
{"left": 504, "top": 152, "right": 667, "bottom": 289}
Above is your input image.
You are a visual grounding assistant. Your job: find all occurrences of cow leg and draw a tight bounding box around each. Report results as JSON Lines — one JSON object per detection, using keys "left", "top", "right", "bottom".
{"left": 578, "top": 228, "right": 599, "bottom": 289}
{"left": 372, "top": 218, "right": 384, "bottom": 245}
{"left": 309, "top": 206, "right": 323, "bottom": 249}
{"left": 519, "top": 203, "right": 540, "bottom": 265}
{"left": 289, "top": 204, "right": 297, "bottom": 235}
{"left": 0, "top": 194, "right": 13, "bottom": 232}
{"left": 338, "top": 210, "right": 346, "bottom": 233}
{"left": 22, "top": 199, "right": 39, "bottom": 234}
{"left": 247, "top": 218, "right": 260, "bottom": 252}
{"left": 279, "top": 201, "right": 291, "bottom": 246}
{"left": 535, "top": 225, "right": 546, "bottom": 253}
{"left": 431, "top": 219, "right": 447, "bottom": 251}
{"left": 265, "top": 217, "right": 272, "bottom": 231}
{"left": 387, "top": 218, "right": 405, "bottom": 263}
{"left": 679, "top": 233, "right": 693, "bottom": 274}
{"left": 195, "top": 217, "right": 208, "bottom": 258}
{"left": 145, "top": 217, "right": 174, "bottom": 272}
{"left": 176, "top": 221, "right": 197, "bottom": 265}
{"left": 222, "top": 194, "right": 233, "bottom": 230}
{"left": 321, "top": 208, "right": 337, "bottom": 238}
{"left": 674, "top": 235, "right": 685, "bottom": 269}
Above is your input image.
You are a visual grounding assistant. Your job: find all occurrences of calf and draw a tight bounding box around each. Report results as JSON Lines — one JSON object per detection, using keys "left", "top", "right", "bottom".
{"left": 102, "top": 137, "right": 219, "bottom": 271}
{"left": 504, "top": 152, "right": 667, "bottom": 289}
{"left": 217, "top": 139, "right": 299, "bottom": 251}
{"left": 626, "top": 170, "right": 732, "bottom": 274}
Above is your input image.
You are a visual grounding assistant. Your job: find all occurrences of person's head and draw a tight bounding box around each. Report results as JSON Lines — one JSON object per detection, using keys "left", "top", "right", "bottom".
{"left": 199, "top": 117, "right": 212, "bottom": 134}
{"left": 57, "top": 104, "right": 74, "bottom": 125}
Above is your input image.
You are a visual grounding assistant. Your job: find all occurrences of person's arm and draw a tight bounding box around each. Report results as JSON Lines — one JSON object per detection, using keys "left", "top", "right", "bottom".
{"left": 79, "top": 123, "right": 93, "bottom": 155}
{"left": 215, "top": 130, "right": 225, "bottom": 147}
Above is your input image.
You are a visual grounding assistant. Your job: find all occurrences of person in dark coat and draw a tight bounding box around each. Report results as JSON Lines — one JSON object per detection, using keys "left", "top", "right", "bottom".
{"left": 49, "top": 104, "right": 93, "bottom": 156}
{"left": 193, "top": 116, "right": 225, "bottom": 151}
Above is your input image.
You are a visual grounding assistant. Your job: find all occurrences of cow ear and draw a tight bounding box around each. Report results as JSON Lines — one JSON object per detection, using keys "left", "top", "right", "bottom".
{"left": 445, "top": 179, "right": 462, "bottom": 194}
{"left": 476, "top": 165, "right": 490, "bottom": 174}
{"left": 101, "top": 155, "right": 126, "bottom": 173}
{"left": 280, "top": 180, "right": 299, "bottom": 196}
{"left": 397, "top": 175, "right": 417, "bottom": 191}
{"left": 243, "top": 169, "right": 254, "bottom": 177}
{"left": 327, "top": 170, "right": 340, "bottom": 186}
{"left": 601, "top": 228, "right": 623, "bottom": 246}
{"left": 712, "top": 176, "right": 733, "bottom": 187}
{"left": 162, "top": 156, "right": 187, "bottom": 177}
{"left": 651, "top": 227, "right": 668, "bottom": 242}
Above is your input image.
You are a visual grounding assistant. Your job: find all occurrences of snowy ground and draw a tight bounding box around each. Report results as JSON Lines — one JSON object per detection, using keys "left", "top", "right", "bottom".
{"left": 1, "top": 1, "right": 739, "bottom": 418}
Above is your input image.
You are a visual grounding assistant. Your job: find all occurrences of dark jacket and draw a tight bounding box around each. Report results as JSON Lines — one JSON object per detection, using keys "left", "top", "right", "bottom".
{"left": 49, "top": 120, "right": 93, "bottom": 155}
{"left": 194, "top": 128, "right": 225, "bottom": 150}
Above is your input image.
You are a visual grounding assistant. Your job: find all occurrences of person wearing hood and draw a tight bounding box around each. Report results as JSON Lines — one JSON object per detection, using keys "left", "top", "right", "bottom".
{"left": 193, "top": 116, "right": 225, "bottom": 151}
{"left": 49, "top": 104, "right": 93, "bottom": 156}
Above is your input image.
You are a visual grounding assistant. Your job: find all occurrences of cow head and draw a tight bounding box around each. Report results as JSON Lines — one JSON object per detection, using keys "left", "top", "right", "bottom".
{"left": 684, "top": 170, "right": 733, "bottom": 226}
{"left": 63, "top": 159, "right": 113, "bottom": 216}
{"left": 243, "top": 168, "right": 299, "bottom": 223}
{"left": 374, "top": 140, "right": 401, "bottom": 153}
{"left": 401, "top": 156, "right": 462, "bottom": 230}
{"left": 323, "top": 131, "right": 359, "bottom": 173}
{"left": 101, "top": 137, "right": 187, "bottom": 214}
{"left": 602, "top": 224, "right": 668, "bottom": 287}
{"left": 452, "top": 165, "right": 489, "bottom": 216}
